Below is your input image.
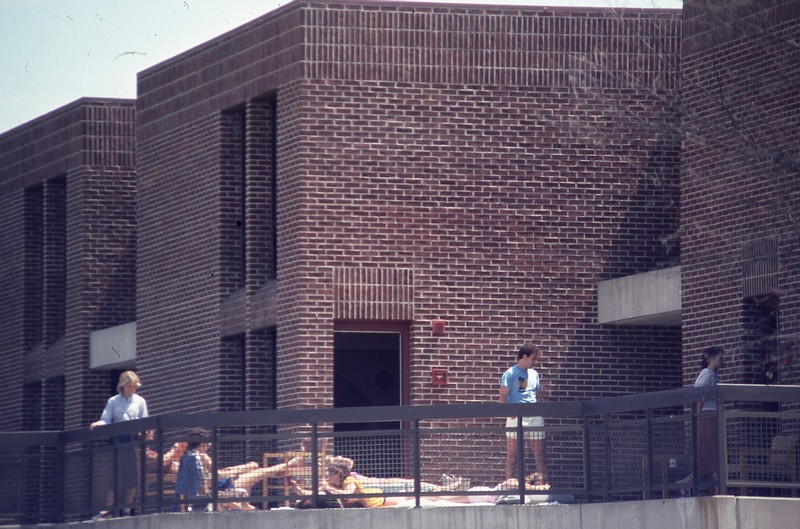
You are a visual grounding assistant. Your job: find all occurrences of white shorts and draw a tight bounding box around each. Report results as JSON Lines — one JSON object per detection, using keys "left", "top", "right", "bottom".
{"left": 505, "top": 416, "right": 545, "bottom": 440}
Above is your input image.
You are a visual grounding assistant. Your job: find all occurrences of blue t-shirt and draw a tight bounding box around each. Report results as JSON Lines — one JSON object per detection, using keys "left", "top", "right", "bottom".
{"left": 500, "top": 365, "right": 539, "bottom": 404}
{"left": 175, "top": 450, "right": 206, "bottom": 498}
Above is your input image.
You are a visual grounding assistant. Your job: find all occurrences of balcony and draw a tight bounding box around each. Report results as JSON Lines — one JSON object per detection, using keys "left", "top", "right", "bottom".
{"left": 1, "top": 384, "right": 798, "bottom": 526}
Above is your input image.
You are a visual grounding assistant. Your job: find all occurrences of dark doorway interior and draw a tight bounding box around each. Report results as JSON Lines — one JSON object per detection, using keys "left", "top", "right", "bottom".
{"left": 333, "top": 330, "right": 403, "bottom": 477}
{"left": 334, "top": 331, "right": 400, "bottom": 409}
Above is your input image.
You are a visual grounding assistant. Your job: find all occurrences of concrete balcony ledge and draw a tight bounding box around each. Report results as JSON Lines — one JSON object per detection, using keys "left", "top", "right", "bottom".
{"left": 597, "top": 266, "right": 681, "bottom": 326}
{"left": 17, "top": 496, "right": 800, "bottom": 529}
{"left": 90, "top": 321, "right": 136, "bottom": 369}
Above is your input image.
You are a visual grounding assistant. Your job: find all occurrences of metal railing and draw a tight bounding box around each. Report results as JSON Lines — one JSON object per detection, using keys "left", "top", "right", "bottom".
{"left": 1, "top": 384, "right": 798, "bottom": 524}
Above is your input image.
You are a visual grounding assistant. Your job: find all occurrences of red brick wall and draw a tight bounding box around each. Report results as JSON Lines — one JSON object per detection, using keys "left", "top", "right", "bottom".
{"left": 137, "top": 99, "right": 280, "bottom": 416}
{"left": 277, "top": 77, "right": 683, "bottom": 407}
{"left": 681, "top": 0, "right": 800, "bottom": 387}
{"left": 136, "top": 114, "right": 236, "bottom": 414}
{"left": 136, "top": 2, "right": 683, "bottom": 417}
{"left": 64, "top": 166, "right": 137, "bottom": 430}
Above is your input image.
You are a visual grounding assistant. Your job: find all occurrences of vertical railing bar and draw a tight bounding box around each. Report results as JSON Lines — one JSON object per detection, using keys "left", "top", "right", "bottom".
{"left": 210, "top": 427, "right": 218, "bottom": 511}
{"left": 137, "top": 431, "right": 146, "bottom": 515}
{"left": 604, "top": 414, "right": 611, "bottom": 501}
{"left": 644, "top": 408, "right": 653, "bottom": 499}
{"left": 517, "top": 414, "right": 525, "bottom": 503}
{"left": 311, "top": 423, "right": 320, "bottom": 508}
{"left": 88, "top": 440, "right": 96, "bottom": 519}
{"left": 112, "top": 436, "right": 119, "bottom": 514}
{"left": 156, "top": 426, "right": 164, "bottom": 513}
{"left": 717, "top": 390, "right": 727, "bottom": 495}
{"left": 56, "top": 436, "right": 65, "bottom": 522}
{"left": 582, "top": 415, "right": 592, "bottom": 500}
{"left": 689, "top": 402, "right": 698, "bottom": 495}
{"left": 413, "top": 419, "right": 421, "bottom": 508}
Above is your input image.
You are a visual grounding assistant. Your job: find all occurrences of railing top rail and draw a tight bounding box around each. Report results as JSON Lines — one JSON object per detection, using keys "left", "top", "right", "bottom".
{"left": 582, "top": 386, "right": 709, "bottom": 415}
{"left": 61, "top": 401, "right": 585, "bottom": 443}
{"left": 0, "top": 430, "right": 60, "bottom": 448}
{"left": 4, "top": 385, "right": 799, "bottom": 448}
{"left": 717, "top": 383, "right": 800, "bottom": 402}
{"left": 582, "top": 384, "right": 800, "bottom": 415}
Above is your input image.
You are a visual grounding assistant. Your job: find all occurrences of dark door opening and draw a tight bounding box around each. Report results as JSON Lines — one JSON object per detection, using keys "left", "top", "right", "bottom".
{"left": 333, "top": 328, "right": 405, "bottom": 477}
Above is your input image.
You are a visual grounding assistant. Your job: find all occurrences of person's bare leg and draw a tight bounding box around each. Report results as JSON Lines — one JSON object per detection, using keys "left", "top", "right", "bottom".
{"left": 234, "top": 457, "right": 303, "bottom": 492}
{"left": 217, "top": 498, "right": 257, "bottom": 511}
{"left": 356, "top": 476, "right": 462, "bottom": 492}
{"left": 531, "top": 439, "right": 549, "bottom": 485}
{"left": 219, "top": 461, "right": 258, "bottom": 478}
{"left": 505, "top": 437, "right": 518, "bottom": 480}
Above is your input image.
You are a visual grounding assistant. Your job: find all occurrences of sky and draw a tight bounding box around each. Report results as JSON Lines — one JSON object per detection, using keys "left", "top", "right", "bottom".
{"left": 0, "top": 0, "right": 682, "bottom": 135}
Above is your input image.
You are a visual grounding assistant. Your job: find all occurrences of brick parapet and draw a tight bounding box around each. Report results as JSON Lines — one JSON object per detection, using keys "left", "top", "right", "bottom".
{"left": 136, "top": 1, "right": 680, "bottom": 138}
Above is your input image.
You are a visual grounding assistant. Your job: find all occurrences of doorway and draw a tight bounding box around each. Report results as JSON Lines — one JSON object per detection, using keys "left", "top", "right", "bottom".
{"left": 333, "top": 323, "right": 408, "bottom": 477}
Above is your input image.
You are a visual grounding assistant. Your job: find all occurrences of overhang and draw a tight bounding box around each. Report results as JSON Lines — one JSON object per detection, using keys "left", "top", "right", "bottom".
{"left": 597, "top": 266, "right": 681, "bottom": 326}
{"left": 90, "top": 322, "right": 137, "bottom": 369}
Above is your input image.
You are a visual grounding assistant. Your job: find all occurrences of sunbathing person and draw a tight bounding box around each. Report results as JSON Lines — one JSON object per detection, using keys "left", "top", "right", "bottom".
{"left": 295, "top": 451, "right": 464, "bottom": 493}
{"left": 350, "top": 472, "right": 465, "bottom": 494}
{"left": 292, "top": 459, "right": 386, "bottom": 507}
{"left": 292, "top": 459, "right": 469, "bottom": 508}
{"left": 224, "top": 457, "right": 304, "bottom": 496}
{"left": 285, "top": 439, "right": 354, "bottom": 490}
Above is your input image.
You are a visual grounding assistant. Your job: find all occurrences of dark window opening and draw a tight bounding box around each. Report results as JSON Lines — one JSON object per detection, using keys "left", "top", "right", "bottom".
{"left": 743, "top": 293, "right": 780, "bottom": 385}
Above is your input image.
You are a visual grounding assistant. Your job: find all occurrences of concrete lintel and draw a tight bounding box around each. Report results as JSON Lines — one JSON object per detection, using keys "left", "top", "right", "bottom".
{"left": 597, "top": 266, "right": 681, "bottom": 326}
{"left": 90, "top": 322, "right": 136, "bottom": 369}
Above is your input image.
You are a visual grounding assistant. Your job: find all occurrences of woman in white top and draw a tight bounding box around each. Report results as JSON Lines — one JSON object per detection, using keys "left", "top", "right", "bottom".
{"left": 89, "top": 371, "right": 148, "bottom": 519}
{"left": 694, "top": 347, "right": 724, "bottom": 482}
{"left": 678, "top": 347, "right": 724, "bottom": 495}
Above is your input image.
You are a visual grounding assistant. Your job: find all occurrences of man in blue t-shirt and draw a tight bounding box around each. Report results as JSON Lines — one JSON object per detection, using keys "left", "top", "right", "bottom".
{"left": 499, "top": 345, "right": 549, "bottom": 486}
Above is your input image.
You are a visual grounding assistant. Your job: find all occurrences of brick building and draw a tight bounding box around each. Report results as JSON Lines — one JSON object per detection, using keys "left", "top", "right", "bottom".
{"left": 680, "top": 0, "right": 799, "bottom": 388}
{"left": 134, "top": 0, "right": 682, "bottom": 424}
{"left": 0, "top": 0, "right": 796, "bottom": 464}
{"left": 0, "top": 99, "right": 136, "bottom": 431}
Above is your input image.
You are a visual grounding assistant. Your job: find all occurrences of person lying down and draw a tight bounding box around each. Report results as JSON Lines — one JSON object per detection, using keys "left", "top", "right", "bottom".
{"left": 293, "top": 459, "right": 550, "bottom": 508}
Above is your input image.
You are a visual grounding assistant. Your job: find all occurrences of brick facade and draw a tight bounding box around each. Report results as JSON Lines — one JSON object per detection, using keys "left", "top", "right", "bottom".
{"left": 133, "top": 1, "right": 683, "bottom": 417}
{"left": 0, "top": 99, "right": 136, "bottom": 431}
{"left": 680, "top": 0, "right": 800, "bottom": 387}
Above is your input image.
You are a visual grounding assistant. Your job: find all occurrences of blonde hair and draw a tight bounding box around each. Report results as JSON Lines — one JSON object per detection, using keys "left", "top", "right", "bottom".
{"left": 117, "top": 370, "right": 142, "bottom": 393}
{"left": 327, "top": 459, "right": 351, "bottom": 478}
